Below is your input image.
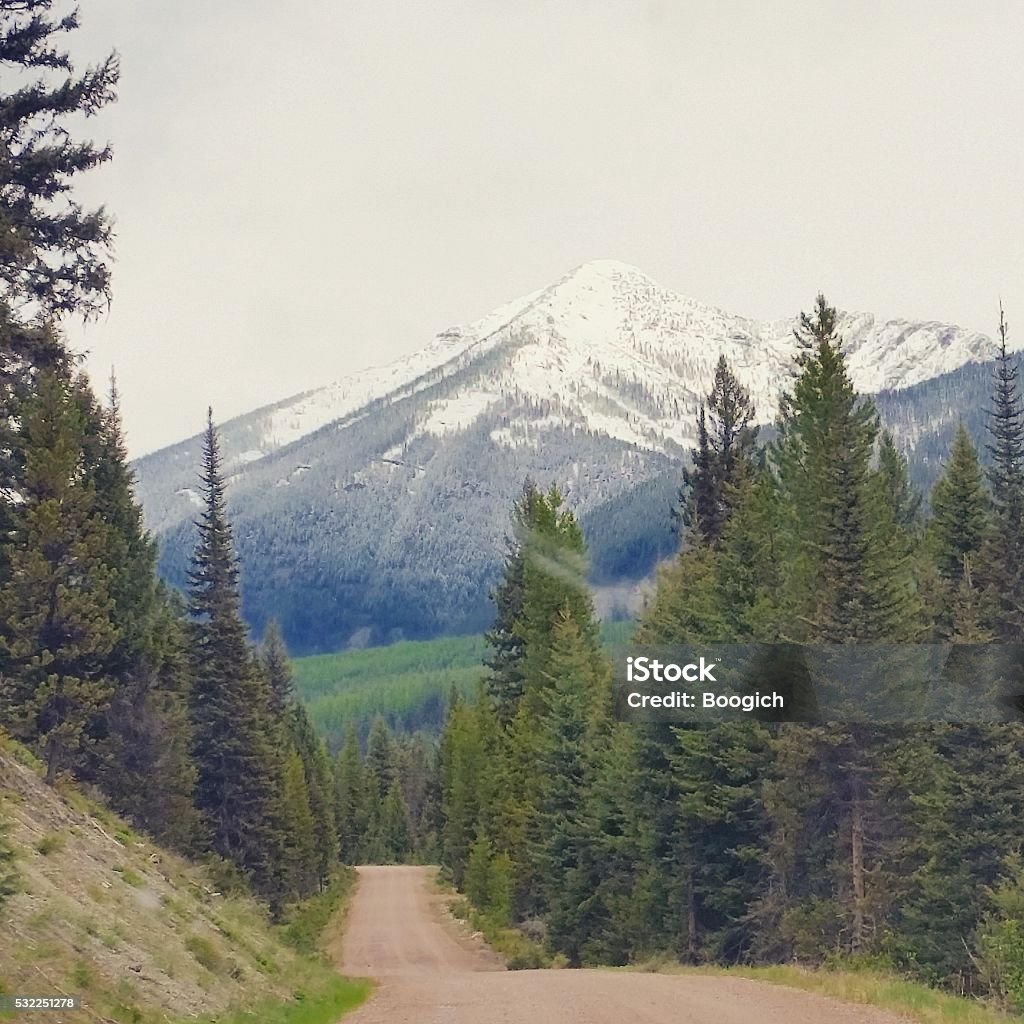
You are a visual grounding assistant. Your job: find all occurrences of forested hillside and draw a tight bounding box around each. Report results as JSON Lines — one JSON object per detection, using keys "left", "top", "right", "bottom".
{"left": 427, "top": 296, "right": 1024, "bottom": 1011}
{"left": 0, "top": 0, "right": 341, "bottom": 943}
{"left": 292, "top": 622, "right": 635, "bottom": 749}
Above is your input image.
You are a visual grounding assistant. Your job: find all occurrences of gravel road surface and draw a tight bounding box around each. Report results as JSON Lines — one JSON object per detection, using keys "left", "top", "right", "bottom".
{"left": 337, "top": 865, "right": 906, "bottom": 1024}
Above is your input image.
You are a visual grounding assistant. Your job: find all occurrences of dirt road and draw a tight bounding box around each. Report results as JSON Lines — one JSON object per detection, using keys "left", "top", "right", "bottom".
{"left": 337, "top": 866, "right": 906, "bottom": 1024}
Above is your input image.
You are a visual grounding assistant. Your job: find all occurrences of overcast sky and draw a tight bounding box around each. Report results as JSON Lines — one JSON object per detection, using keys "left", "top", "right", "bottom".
{"left": 67, "top": 0, "right": 1024, "bottom": 456}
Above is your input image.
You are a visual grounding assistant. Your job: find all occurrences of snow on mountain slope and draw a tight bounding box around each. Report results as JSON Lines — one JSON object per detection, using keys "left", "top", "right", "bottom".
{"left": 240, "top": 259, "right": 999, "bottom": 463}
{"left": 253, "top": 280, "right": 549, "bottom": 451}
{"left": 133, "top": 260, "right": 1016, "bottom": 652}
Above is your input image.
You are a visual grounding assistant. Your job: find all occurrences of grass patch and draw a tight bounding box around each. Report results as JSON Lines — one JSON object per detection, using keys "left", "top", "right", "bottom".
{"left": 35, "top": 832, "right": 64, "bottom": 856}
{"left": 447, "top": 894, "right": 551, "bottom": 970}
{"left": 113, "top": 865, "right": 144, "bottom": 887}
{"left": 280, "top": 871, "right": 356, "bottom": 955}
{"left": 185, "top": 934, "right": 224, "bottom": 974}
{"left": 191, "top": 973, "right": 371, "bottom": 1024}
{"left": 652, "top": 964, "right": 1013, "bottom": 1024}
{"left": 0, "top": 731, "right": 44, "bottom": 772}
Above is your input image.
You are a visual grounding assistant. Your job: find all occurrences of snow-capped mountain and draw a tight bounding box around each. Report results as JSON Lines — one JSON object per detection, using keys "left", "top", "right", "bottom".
{"left": 173, "top": 259, "right": 995, "bottom": 476}
{"left": 133, "top": 260, "right": 1006, "bottom": 653}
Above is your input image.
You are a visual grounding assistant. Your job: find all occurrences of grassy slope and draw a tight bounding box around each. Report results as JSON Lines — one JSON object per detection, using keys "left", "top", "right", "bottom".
{"left": 674, "top": 966, "right": 1013, "bottom": 1024}
{"left": 0, "top": 739, "right": 369, "bottom": 1023}
{"left": 293, "top": 621, "right": 635, "bottom": 745}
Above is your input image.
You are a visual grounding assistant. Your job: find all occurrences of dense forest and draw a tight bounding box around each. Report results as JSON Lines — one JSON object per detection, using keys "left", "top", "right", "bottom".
{"left": 431, "top": 298, "right": 1024, "bottom": 1007}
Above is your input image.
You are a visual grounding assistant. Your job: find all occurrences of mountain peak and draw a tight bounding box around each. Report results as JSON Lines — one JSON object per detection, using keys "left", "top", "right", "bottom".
{"left": 553, "top": 259, "right": 665, "bottom": 295}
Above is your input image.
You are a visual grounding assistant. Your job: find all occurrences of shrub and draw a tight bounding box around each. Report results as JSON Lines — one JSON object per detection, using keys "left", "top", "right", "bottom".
{"left": 0, "top": 813, "right": 18, "bottom": 908}
{"left": 35, "top": 832, "right": 64, "bottom": 856}
{"left": 185, "top": 934, "right": 224, "bottom": 974}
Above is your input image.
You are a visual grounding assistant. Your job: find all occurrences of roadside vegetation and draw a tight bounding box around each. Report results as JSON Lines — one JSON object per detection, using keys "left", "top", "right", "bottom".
{"left": 0, "top": 739, "right": 368, "bottom": 1023}
{"left": 660, "top": 964, "right": 1014, "bottom": 1024}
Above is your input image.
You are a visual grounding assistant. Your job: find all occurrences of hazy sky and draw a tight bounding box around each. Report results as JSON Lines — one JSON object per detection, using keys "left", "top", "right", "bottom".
{"left": 67, "top": 1, "right": 1024, "bottom": 456}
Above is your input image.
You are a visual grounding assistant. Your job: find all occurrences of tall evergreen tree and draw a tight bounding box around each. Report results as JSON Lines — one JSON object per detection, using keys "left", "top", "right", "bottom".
{"left": 289, "top": 704, "right": 338, "bottom": 889}
{"left": 532, "top": 611, "right": 611, "bottom": 963}
{"left": 515, "top": 485, "right": 599, "bottom": 720}
{"left": 484, "top": 480, "right": 536, "bottom": 723}
{"left": 929, "top": 425, "right": 991, "bottom": 584}
{"left": 926, "top": 425, "right": 992, "bottom": 640}
{"left": 260, "top": 619, "right": 294, "bottom": 721}
{"left": 0, "top": 369, "right": 117, "bottom": 783}
{"left": 280, "top": 750, "right": 317, "bottom": 898}
{"left": 81, "top": 375, "right": 200, "bottom": 847}
{"left": 439, "top": 695, "right": 488, "bottom": 887}
{"left": 675, "top": 355, "right": 758, "bottom": 546}
{"left": 187, "top": 410, "right": 286, "bottom": 900}
{"left": 877, "top": 430, "right": 922, "bottom": 532}
{"left": 773, "top": 294, "right": 920, "bottom": 641}
{"left": 334, "top": 723, "right": 366, "bottom": 864}
{"left": 981, "top": 307, "right": 1024, "bottom": 640}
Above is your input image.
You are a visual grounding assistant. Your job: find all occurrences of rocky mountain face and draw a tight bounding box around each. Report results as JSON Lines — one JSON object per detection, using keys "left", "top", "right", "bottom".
{"left": 133, "top": 260, "right": 1010, "bottom": 653}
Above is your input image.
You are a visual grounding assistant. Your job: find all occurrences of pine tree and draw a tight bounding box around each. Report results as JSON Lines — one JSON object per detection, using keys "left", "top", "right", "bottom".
{"left": 362, "top": 717, "right": 400, "bottom": 862}
{"left": 532, "top": 611, "right": 612, "bottom": 963}
{"left": 759, "top": 298, "right": 922, "bottom": 959}
{"left": 101, "top": 589, "right": 202, "bottom": 850}
{"left": 981, "top": 307, "right": 1024, "bottom": 640}
{"left": 0, "top": 369, "right": 117, "bottom": 783}
{"left": 877, "top": 431, "right": 922, "bottom": 532}
{"left": 439, "top": 696, "right": 487, "bottom": 886}
{"left": 670, "top": 722, "right": 770, "bottom": 962}
{"left": 572, "top": 722, "right": 660, "bottom": 964}
{"left": 84, "top": 375, "right": 200, "bottom": 848}
{"left": 675, "top": 356, "right": 758, "bottom": 546}
{"left": 334, "top": 723, "right": 366, "bottom": 864}
{"left": 380, "top": 780, "right": 411, "bottom": 863}
{"left": 674, "top": 404, "right": 715, "bottom": 538}
{"left": 515, "top": 486, "right": 599, "bottom": 720}
{"left": 280, "top": 750, "right": 317, "bottom": 898}
{"left": 0, "top": 0, "right": 118, "bottom": 322}
{"left": 1, "top": 1, "right": 118, "bottom": 621}
{"left": 926, "top": 425, "right": 992, "bottom": 639}
{"left": 773, "top": 294, "right": 920, "bottom": 642}
{"left": 187, "top": 409, "right": 286, "bottom": 899}
{"left": 484, "top": 480, "right": 535, "bottom": 723}
{"left": 289, "top": 704, "right": 338, "bottom": 889}
{"left": 929, "top": 425, "right": 990, "bottom": 583}
{"left": 260, "top": 619, "right": 294, "bottom": 721}
{"left": 893, "top": 724, "right": 1024, "bottom": 983}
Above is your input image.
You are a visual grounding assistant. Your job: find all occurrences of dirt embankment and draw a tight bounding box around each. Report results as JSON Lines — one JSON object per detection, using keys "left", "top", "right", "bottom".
{"left": 0, "top": 748, "right": 324, "bottom": 1021}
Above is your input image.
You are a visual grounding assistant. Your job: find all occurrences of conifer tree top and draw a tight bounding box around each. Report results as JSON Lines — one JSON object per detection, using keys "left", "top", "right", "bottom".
{"left": 0, "top": 0, "right": 119, "bottom": 321}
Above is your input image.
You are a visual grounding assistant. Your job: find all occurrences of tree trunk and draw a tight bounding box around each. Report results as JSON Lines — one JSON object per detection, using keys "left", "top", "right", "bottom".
{"left": 850, "top": 777, "right": 866, "bottom": 952}
{"left": 686, "top": 862, "right": 698, "bottom": 963}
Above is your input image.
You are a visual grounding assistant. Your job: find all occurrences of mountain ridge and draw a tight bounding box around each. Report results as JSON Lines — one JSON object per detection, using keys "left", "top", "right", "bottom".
{"left": 132, "top": 261, "right": 1014, "bottom": 652}
{"left": 137, "top": 259, "right": 1000, "bottom": 488}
